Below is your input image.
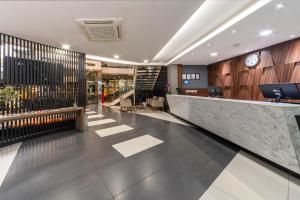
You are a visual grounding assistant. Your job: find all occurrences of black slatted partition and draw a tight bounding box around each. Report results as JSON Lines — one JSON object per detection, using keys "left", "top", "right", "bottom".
{"left": 153, "top": 66, "right": 168, "bottom": 97}
{"left": 0, "top": 33, "right": 86, "bottom": 147}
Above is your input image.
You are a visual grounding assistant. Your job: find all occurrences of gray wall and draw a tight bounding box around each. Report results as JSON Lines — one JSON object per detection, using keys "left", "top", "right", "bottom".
{"left": 182, "top": 65, "right": 208, "bottom": 88}
{"left": 167, "top": 65, "right": 178, "bottom": 94}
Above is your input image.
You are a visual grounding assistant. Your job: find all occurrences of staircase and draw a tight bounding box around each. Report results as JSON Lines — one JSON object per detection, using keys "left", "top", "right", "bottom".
{"left": 110, "top": 89, "right": 134, "bottom": 106}
{"left": 135, "top": 66, "right": 161, "bottom": 90}
{"left": 110, "top": 66, "right": 162, "bottom": 106}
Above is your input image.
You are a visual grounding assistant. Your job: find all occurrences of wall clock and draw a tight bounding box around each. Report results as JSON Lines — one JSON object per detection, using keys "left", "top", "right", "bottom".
{"left": 245, "top": 53, "right": 260, "bottom": 68}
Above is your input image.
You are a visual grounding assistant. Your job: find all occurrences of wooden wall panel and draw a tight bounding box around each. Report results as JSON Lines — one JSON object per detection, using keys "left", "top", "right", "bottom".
{"left": 274, "top": 63, "right": 294, "bottom": 83}
{"left": 290, "top": 62, "right": 300, "bottom": 82}
{"left": 285, "top": 40, "right": 300, "bottom": 64}
{"left": 271, "top": 42, "right": 289, "bottom": 65}
{"left": 238, "top": 86, "right": 252, "bottom": 100}
{"left": 260, "top": 67, "right": 278, "bottom": 84}
{"left": 223, "top": 87, "right": 232, "bottom": 98}
{"left": 208, "top": 38, "right": 300, "bottom": 101}
{"left": 239, "top": 70, "right": 252, "bottom": 86}
{"left": 257, "top": 50, "right": 273, "bottom": 68}
{"left": 224, "top": 74, "right": 233, "bottom": 86}
{"left": 221, "top": 61, "right": 231, "bottom": 75}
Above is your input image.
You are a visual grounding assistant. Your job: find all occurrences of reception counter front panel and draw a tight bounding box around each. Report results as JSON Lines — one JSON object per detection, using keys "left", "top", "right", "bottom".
{"left": 167, "top": 94, "right": 300, "bottom": 174}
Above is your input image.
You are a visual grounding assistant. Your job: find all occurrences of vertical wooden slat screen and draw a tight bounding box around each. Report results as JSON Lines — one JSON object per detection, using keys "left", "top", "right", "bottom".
{"left": 0, "top": 32, "right": 86, "bottom": 147}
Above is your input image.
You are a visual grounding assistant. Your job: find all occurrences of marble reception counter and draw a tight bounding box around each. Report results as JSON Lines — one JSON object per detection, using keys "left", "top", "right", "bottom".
{"left": 167, "top": 94, "right": 300, "bottom": 174}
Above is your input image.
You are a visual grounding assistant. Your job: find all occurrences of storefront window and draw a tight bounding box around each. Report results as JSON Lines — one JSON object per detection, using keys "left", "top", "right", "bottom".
{"left": 102, "top": 74, "right": 133, "bottom": 102}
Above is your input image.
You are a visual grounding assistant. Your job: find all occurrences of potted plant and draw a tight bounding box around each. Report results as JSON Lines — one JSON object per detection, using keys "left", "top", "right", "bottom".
{"left": 0, "top": 86, "right": 20, "bottom": 114}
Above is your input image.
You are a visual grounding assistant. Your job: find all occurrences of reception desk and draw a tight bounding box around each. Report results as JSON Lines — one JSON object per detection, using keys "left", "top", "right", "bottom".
{"left": 167, "top": 94, "right": 300, "bottom": 174}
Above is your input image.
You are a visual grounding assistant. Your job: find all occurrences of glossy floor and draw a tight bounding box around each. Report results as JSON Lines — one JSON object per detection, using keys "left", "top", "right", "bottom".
{"left": 0, "top": 105, "right": 299, "bottom": 200}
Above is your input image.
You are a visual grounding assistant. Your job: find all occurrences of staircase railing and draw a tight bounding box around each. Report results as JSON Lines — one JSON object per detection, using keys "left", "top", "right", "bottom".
{"left": 105, "top": 86, "right": 134, "bottom": 102}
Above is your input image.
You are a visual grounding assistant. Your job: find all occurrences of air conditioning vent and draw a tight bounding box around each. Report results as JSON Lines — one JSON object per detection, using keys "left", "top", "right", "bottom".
{"left": 75, "top": 18, "right": 122, "bottom": 41}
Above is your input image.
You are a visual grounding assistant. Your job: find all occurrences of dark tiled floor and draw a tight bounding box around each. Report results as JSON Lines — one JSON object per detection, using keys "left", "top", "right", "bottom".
{"left": 0, "top": 105, "right": 239, "bottom": 200}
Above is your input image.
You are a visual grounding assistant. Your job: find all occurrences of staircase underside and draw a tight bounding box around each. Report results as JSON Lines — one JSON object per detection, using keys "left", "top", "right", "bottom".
{"left": 135, "top": 66, "right": 161, "bottom": 90}
{"left": 110, "top": 89, "right": 134, "bottom": 106}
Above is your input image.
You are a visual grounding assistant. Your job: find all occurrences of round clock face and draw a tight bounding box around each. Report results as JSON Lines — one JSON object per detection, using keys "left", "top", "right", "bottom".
{"left": 245, "top": 53, "right": 259, "bottom": 67}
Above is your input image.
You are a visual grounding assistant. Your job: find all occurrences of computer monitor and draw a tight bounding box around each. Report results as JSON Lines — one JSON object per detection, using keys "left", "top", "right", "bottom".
{"left": 208, "top": 86, "right": 223, "bottom": 97}
{"left": 258, "top": 83, "right": 300, "bottom": 102}
{"left": 176, "top": 88, "right": 183, "bottom": 95}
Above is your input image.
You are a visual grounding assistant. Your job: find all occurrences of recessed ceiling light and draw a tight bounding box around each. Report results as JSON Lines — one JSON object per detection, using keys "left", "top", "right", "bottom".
{"left": 231, "top": 30, "right": 237, "bottom": 34}
{"left": 143, "top": 60, "right": 149, "bottom": 63}
{"left": 206, "top": 43, "right": 211, "bottom": 48}
{"left": 210, "top": 52, "right": 218, "bottom": 57}
{"left": 289, "top": 34, "right": 296, "bottom": 38}
{"left": 62, "top": 44, "right": 70, "bottom": 50}
{"left": 114, "top": 55, "right": 120, "bottom": 59}
{"left": 275, "top": 3, "right": 284, "bottom": 9}
{"left": 259, "top": 30, "right": 273, "bottom": 36}
{"left": 162, "top": 0, "right": 272, "bottom": 65}
{"left": 218, "top": 59, "right": 222, "bottom": 61}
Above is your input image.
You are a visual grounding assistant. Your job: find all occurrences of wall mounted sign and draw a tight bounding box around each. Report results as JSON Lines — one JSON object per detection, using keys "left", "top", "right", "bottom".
{"left": 245, "top": 52, "right": 260, "bottom": 68}
{"left": 182, "top": 73, "right": 200, "bottom": 80}
{"left": 191, "top": 74, "right": 195, "bottom": 79}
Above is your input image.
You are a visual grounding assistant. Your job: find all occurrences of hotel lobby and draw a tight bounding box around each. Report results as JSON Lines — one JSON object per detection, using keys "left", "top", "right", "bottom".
{"left": 1, "top": 0, "right": 300, "bottom": 200}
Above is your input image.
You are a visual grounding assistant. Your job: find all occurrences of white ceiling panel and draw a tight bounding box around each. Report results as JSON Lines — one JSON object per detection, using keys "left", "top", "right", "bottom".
{"left": 152, "top": 0, "right": 254, "bottom": 62}
{"left": 179, "top": 0, "right": 300, "bottom": 65}
{"left": 0, "top": 0, "right": 203, "bottom": 62}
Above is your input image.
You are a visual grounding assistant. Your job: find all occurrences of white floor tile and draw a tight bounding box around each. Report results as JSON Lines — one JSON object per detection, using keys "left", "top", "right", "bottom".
{"left": 95, "top": 125, "right": 134, "bottom": 137}
{"left": 86, "top": 111, "right": 96, "bottom": 114}
{"left": 289, "top": 175, "right": 300, "bottom": 200}
{"left": 112, "top": 134, "right": 163, "bottom": 158}
{"left": 0, "top": 143, "right": 22, "bottom": 187}
{"left": 87, "top": 119, "right": 116, "bottom": 127}
{"left": 199, "top": 186, "right": 236, "bottom": 200}
{"left": 212, "top": 151, "right": 288, "bottom": 200}
{"left": 88, "top": 114, "right": 104, "bottom": 119}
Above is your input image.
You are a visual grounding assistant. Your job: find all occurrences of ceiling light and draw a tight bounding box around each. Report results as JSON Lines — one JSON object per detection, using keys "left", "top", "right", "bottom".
{"left": 289, "top": 34, "right": 296, "bottom": 38}
{"left": 218, "top": 59, "right": 222, "bottom": 61}
{"left": 164, "top": 0, "right": 271, "bottom": 65}
{"left": 259, "top": 30, "right": 273, "bottom": 36}
{"left": 62, "top": 44, "right": 70, "bottom": 50}
{"left": 210, "top": 52, "right": 218, "bottom": 57}
{"left": 206, "top": 43, "right": 211, "bottom": 48}
{"left": 114, "top": 55, "right": 120, "bottom": 59}
{"left": 143, "top": 60, "right": 149, "bottom": 63}
{"left": 275, "top": 3, "right": 284, "bottom": 9}
{"left": 231, "top": 30, "right": 237, "bottom": 34}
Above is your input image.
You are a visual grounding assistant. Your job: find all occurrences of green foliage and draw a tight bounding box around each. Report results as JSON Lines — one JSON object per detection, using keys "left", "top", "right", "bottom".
{"left": 0, "top": 86, "right": 20, "bottom": 104}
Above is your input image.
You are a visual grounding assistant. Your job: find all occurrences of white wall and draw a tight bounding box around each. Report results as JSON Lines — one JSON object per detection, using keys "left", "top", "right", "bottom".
{"left": 86, "top": 59, "right": 101, "bottom": 70}
{"left": 167, "top": 65, "right": 178, "bottom": 94}
{"left": 102, "top": 67, "right": 134, "bottom": 75}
